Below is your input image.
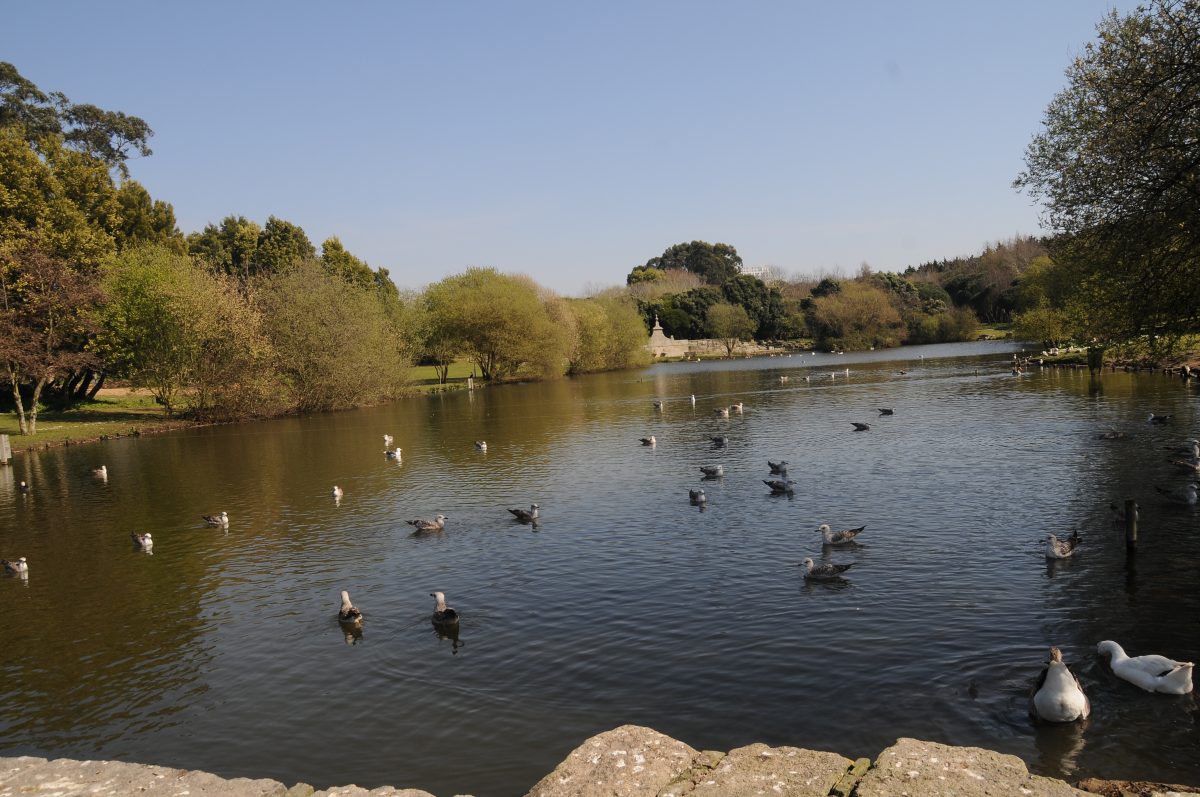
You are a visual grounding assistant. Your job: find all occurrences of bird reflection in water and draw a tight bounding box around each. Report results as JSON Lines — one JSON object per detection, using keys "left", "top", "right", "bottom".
{"left": 1033, "top": 718, "right": 1089, "bottom": 780}
{"left": 434, "top": 623, "right": 465, "bottom": 655}
{"left": 342, "top": 624, "right": 364, "bottom": 645}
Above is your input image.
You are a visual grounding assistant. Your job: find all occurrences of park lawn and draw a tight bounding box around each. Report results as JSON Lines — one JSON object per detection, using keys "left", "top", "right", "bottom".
{"left": 1, "top": 389, "right": 184, "bottom": 453}
{"left": 407, "top": 360, "right": 479, "bottom": 392}
{"left": 976, "top": 322, "right": 1013, "bottom": 340}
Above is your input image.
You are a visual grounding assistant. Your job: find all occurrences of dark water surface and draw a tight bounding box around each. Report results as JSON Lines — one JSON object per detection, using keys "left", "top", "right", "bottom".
{"left": 2, "top": 341, "right": 1198, "bottom": 796}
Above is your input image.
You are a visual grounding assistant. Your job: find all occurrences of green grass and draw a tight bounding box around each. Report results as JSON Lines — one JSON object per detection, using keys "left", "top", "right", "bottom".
{"left": 975, "top": 322, "right": 1013, "bottom": 340}
{"left": 1, "top": 391, "right": 182, "bottom": 453}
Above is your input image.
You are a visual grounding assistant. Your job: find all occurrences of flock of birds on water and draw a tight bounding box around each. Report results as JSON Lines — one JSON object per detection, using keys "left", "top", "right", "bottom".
{"left": 2, "top": 358, "right": 1197, "bottom": 721}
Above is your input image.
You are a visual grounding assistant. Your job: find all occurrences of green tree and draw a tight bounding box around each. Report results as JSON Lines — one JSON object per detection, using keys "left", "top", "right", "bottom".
{"left": 567, "top": 296, "right": 651, "bottom": 374}
{"left": 113, "top": 181, "right": 184, "bottom": 253}
{"left": 706, "top": 302, "right": 756, "bottom": 358}
{"left": 1015, "top": 0, "right": 1200, "bottom": 346}
{"left": 720, "top": 273, "right": 785, "bottom": 338}
{"left": 321, "top": 236, "right": 375, "bottom": 289}
{"left": 632, "top": 241, "right": 743, "bottom": 285}
{"left": 187, "top": 215, "right": 261, "bottom": 279}
{"left": 808, "top": 281, "right": 906, "bottom": 351}
{"left": 252, "top": 215, "right": 314, "bottom": 276}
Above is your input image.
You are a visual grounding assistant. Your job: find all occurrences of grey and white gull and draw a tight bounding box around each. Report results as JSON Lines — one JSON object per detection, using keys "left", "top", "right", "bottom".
{"left": 407, "top": 514, "right": 448, "bottom": 533}
{"left": 817, "top": 524, "right": 865, "bottom": 545}
{"left": 798, "top": 558, "right": 855, "bottom": 580}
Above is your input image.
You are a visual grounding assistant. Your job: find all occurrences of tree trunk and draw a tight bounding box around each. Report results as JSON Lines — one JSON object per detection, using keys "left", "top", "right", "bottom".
{"left": 9, "top": 373, "right": 29, "bottom": 435}
{"left": 85, "top": 371, "right": 105, "bottom": 400}
{"left": 26, "top": 377, "right": 47, "bottom": 436}
{"left": 434, "top": 362, "right": 449, "bottom": 384}
{"left": 1087, "top": 346, "right": 1106, "bottom": 374}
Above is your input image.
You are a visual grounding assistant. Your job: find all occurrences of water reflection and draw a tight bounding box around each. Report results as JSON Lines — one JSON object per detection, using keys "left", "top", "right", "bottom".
{"left": 1033, "top": 718, "right": 1090, "bottom": 778}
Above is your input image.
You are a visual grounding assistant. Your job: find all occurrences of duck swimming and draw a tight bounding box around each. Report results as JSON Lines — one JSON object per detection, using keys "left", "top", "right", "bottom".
{"left": 18, "top": 480, "right": 29, "bottom": 494}
{"left": 508, "top": 503, "right": 539, "bottom": 523}
{"left": 1031, "top": 647, "right": 1090, "bottom": 722}
{"left": 798, "top": 558, "right": 854, "bottom": 581}
{"left": 2, "top": 557, "right": 28, "bottom": 575}
{"left": 1097, "top": 640, "right": 1193, "bottom": 694}
{"left": 851, "top": 422, "right": 871, "bottom": 431}
{"left": 92, "top": 465, "right": 108, "bottom": 479}
{"left": 338, "top": 590, "right": 363, "bottom": 624}
{"left": 878, "top": 408, "right": 895, "bottom": 416}
{"left": 430, "top": 591, "right": 459, "bottom": 628}
{"left": 1148, "top": 413, "right": 1172, "bottom": 425}
{"left": 202, "top": 511, "right": 229, "bottom": 527}
{"left": 407, "top": 514, "right": 448, "bottom": 533}
{"left": 1045, "top": 532, "right": 1082, "bottom": 559}
{"left": 131, "top": 532, "right": 153, "bottom": 550}
{"left": 817, "top": 524, "right": 865, "bottom": 545}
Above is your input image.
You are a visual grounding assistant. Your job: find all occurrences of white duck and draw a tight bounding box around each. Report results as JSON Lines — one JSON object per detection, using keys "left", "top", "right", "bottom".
{"left": 1097, "top": 640, "right": 1194, "bottom": 694}
{"left": 1030, "top": 647, "right": 1090, "bottom": 722}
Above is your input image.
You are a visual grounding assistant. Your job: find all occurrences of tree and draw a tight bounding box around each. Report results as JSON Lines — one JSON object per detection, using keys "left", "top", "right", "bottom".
{"left": 720, "top": 273, "right": 786, "bottom": 338}
{"left": 187, "top": 216, "right": 261, "bottom": 279}
{"left": 1015, "top": 0, "right": 1200, "bottom": 345}
{"left": 321, "top": 236, "right": 376, "bottom": 289}
{"left": 113, "top": 181, "right": 184, "bottom": 252}
{"left": 631, "top": 241, "right": 743, "bottom": 285}
{"left": 706, "top": 303, "right": 756, "bottom": 358}
{"left": 567, "top": 296, "right": 651, "bottom": 374}
{"left": 252, "top": 216, "right": 315, "bottom": 275}
{"left": 1, "top": 61, "right": 152, "bottom": 177}
{"left": 808, "top": 281, "right": 905, "bottom": 351}
{"left": 0, "top": 245, "right": 104, "bottom": 434}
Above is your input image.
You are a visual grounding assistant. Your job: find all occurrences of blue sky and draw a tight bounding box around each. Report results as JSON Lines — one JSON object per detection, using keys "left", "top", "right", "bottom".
{"left": 6, "top": 1, "right": 1119, "bottom": 294}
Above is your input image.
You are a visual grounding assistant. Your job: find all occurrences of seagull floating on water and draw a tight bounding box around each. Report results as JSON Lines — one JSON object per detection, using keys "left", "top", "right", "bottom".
{"left": 475, "top": 440, "right": 488, "bottom": 452}
{"left": 1096, "top": 427, "right": 1125, "bottom": 440}
{"left": 385, "top": 447, "right": 403, "bottom": 461}
{"left": 1030, "top": 647, "right": 1090, "bottom": 722}
{"left": 1045, "top": 531, "right": 1082, "bottom": 559}
{"left": 714, "top": 407, "right": 730, "bottom": 418}
{"left": 92, "top": 465, "right": 108, "bottom": 479}
{"left": 383, "top": 434, "right": 393, "bottom": 447}
{"left": 430, "top": 591, "right": 460, "bottom": 628}
{"left": 2, "top": 557, "right": 28, "bottom": 575}
{"left": 131, "top": 532, "right": 153, "bottom": 550}
{"left": 338, "top": 590, "right": 364, "bottom": 624}
{"left": 817, "top": 524, "right": 865, "bottom": 545}
{"left": 1148, "top": 413, "right": 1171, "bottom": 425}
{"left": 798, "top": 558, "right": 854, "bottom": 581}
{"left": 653, "top": 400, "right": 663, "bottom": 411}
{"left": 508, "top": 503, "right": 539, "bottom": 523}
{"left": 763, "top": 478, "right": 795, "bottom": 495}
{"left": 202, "top": 511, "right": 229, "bottom": 527}
{"left": 767, "top": 460, "right": 788, "bottom": 475}
{"left": 1097, "top": 640, "right": 1193, "bottom": 694}
{"left": 639, "top": 435, "right": 656, "bottom": 446}
{"left": 407, "top": 514, "right": 448, "bottom": 533}
{"left": 332, "top": 486, "right": 344, "bottom": 502}
{"left": 710, "top": 435, "right": 728, "bottom": 447}
{"left": 877, "top": 408, "right": 894, "bottom": 416}
{"left": 19, "top": 480, "right": 30, "bottom": 494}
{"left": 689, "top": 488, "right": 706, "bottom": 505}
{"left": 851, "top": 422, "right": 871, "bottom": 432}
{"left": 699, "top": 464, "right": 724, "bottom": 478}
{"left": 1154, "top": 483, "right": 1198, "bottom": 506}
{"left": 731, "top": 402, "right": 744, "bottom": 414}
{"left": 1166, "top": 438, "right": 1200, "bottom": 455}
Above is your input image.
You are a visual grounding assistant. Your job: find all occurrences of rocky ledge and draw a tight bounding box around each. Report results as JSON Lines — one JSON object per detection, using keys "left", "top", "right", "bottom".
{"left": 2, "top": 725, "right": 1196, "bottom": 797}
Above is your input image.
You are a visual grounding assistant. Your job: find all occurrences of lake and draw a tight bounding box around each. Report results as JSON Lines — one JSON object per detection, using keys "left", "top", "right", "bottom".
{"left": 1, "top": 341, "right": 1197, "bottom": 796}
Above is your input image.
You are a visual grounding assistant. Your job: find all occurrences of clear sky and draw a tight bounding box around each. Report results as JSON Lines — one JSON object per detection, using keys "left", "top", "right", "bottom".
{"left": 6, "top": 1, "right": 1120, "bottom": 294}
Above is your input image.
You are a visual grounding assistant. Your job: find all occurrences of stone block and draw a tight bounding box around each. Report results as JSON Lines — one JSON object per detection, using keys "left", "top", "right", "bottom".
{"left": 524, "top": 725, "right": 700, "bottom": 797}
{"left": 682, "top": 743, "right": 851, "bottom": 797}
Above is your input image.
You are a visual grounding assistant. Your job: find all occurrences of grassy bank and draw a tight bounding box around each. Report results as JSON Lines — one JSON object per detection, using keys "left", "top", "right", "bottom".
{"left": 1, "top": 389, "right": 187, "bottom": 453}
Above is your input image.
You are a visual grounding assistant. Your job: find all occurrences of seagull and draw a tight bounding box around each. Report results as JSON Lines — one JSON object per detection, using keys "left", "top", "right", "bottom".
{"left": 430, "top": 591, "right": 460, "bottom": 628}
{"left": 131, "top": 532, "right": 153, "bottom": 550}
{"left": 1096, "top": 427, "right": 1125, "bottom": 440}
{"left": 383, "top": 434, "right": 394, "bottom": 447}
{"left": 877, "top": 408, "right": 894, "bottom": 416}
{"left": 851, "top": 422, "right": 871, "bottom": 431}
{"left": 1154, "top": 483, "right": 1198, "bottom": 506}
{"left": 690, "top": 394, "right": 696, "bottom": 406}
{"left": 202, "top": 511, "right": 229, "bottom": 527}
{"left": 385, "top": 447, "right": 402, "bottom": 460}
{"left": 763, "top": 478, "right": 796, "bottom": 495}
{"left": 639, "top": 435, "right": 656, "bottom": 446}
{"left": 18, "top": 480, "right": 30, "bottom": 494}
{"left": 817, "top": 524, "right": 865, "bottom": 545}
{"left": 508, "top": 503, "right": 539, "bottom": 523}
{"left": 2, "top": 557, "right": 28, "bottom": 575}
{"left": 767, "top": 460, "right": 788, "bottom": 475}
{"left": 710, "top": 435, "right": 728, "bottom": 446}
{"left": 1045, "top": 531, "right": 1082, "bottom": 559}
{"left": 798, "top": 558, "right": 854, "bottom": 580}
{"left": 1168, "top": 457, "right": 1200, "bottom": 474}
{"left": 1165, "top": 438, "right": 1200, "bottom": 455}
{"left": 1031, "top": 647, "right": 1090, "bottom": 722}
{"left": 92, "top": 465, "right": 108, "bottom": 479}
{"left": 714, "top": 407, "right": 730, "bottom": 418}
{"left": 1097, "top": 640, "right": 1193, "bottom": 694}
{"left": 407, "top": 514, "right": 448, "bottom": 533}
{"left": 338, "top": 590, "right": 363, "bottom": 624}
{"left": 1148, "top": 413, "right": 1171, "bottom": 425}
{"left": 332, "top": 486, "right": 344, "bottom": 500}
{"left": 779, "top": 376, "right": 789, "bottom": 383}
{"left": 699, "top": 464, "right": 724, "bottom": 478}
{"left": 474, "top": 440, "right": 488, "bottom": 452}
{"left": 689, "top": 488, "right": 706, "bottom": 505}
{"left": 731, "top": 402, "right": 744, "bottom": 414}
{"left": 653, "top": 400, "right": 664, "bottom": 411}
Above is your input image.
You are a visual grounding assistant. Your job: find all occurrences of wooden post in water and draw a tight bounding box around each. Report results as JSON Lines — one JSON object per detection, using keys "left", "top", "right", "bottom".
{"left": 467, "top": 376, "right": 474, "bottom": 390}
{"left": 0, "top": 434, "right": 10, "bottom": 465}
{"left": 1124, "top": 499, "right": 1138, "bottom": 553}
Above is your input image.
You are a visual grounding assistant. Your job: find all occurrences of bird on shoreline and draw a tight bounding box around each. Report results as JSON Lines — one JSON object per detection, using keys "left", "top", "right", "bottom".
{"left": 816, "top": 524, "right": 865, "bottom": 545}
{"left": 700, "top": 464, "right": 724, "bottom": 478}
{"left": 131, "top": 532, "right": 153, "bottom": 550}
{"left": 338, "top": 590, "right": 363, "bottom": 624}
{"left": 1030, "top": 647, "right": 1090, "bottom": 722}
{"left": 202, "top": 511, "right": 229, "bottom": 527}
{"left": 768, "top": 460, "right": 788, "bottom": 475}
{"left": 1045, "top": 531, "right": 1082, "bottom": 559}
{"left": 2, "top": 557, "right": 28, "bottom": 575}
{"left": 640, "top": 435, "right": 656, "bottom": 446}
{"left": 508, "top": 504, "right": 539, "bottom": 523}
{"left": 851, "top": 422, "right": 871, "bottom": 431}
{"left": 407, "top": 514, "right": 448, "bottom": 533}
{"left": 1154, "top": 483, "right": 1198, "bottom": 506}
{"left": 689, "top": 488, "right": 706, "bottom": 505}
{"left": 798, "top": 558, "right": 854, "bottom": 581}
{"left": 1098, "top": 640, "right": 1193, "bottom": 694}
{"left": 430, "top": 591, "right": 459, "bottom": 628}
{"left": 763, "top": 478, "right": 795, "bottom": 495}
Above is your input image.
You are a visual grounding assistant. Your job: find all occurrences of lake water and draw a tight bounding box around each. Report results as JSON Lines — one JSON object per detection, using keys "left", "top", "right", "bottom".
{"left": 1, "top": 341, "right": 1198, "bottom": 796}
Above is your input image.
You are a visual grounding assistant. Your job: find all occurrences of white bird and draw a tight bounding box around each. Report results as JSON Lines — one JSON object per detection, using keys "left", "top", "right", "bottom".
{"left": 699, "top": 464, "right": 724, "bottom": 478}
{"left": 1045, "top": 532, "right": 1082, "bottom": 559}
{"left": 508, "top": 503, "right": 539, "bottom": 523}
{"left": 639, "top": 435, "right": 656, "bottom": 446}
{"left": 779, "top": 376, "right": 789, "bottom": 383}
{"left": 430, "top": 591, "right": 460, "bottom": 627}
{"left": 383, "top": 434, "right": 394, "bottom": 447}
{"left": 18, "top": 480, "right": 30, "bottom": 494}
{"left": 474, "top": 440, "right": 488, "bottom": 452}
{"left": 407, "top": 514, "right": 448, "bottom": 533}
{"left": 202, "top": 511, "right": 229, "bottom": 527}
{"left": 131, "top": 532, "right": 153, "bottom": 550}
{"left": 817, "top": 523, "right": 865, "bottom": 545}
{"left": 690, "top": 394, "right": 696, "bottom": 406}
{"left": 338, "top": 590, "right": 363, "bottom": 624}
{"left": 689, "top": 488, "right": 706, "bottom": 505}
{"left": 798, "top": 558, "right": 854, "bottom": 580}
{"left": 714, "top": 407, "right": 730, "bottom": 418}
{"left": 731, "top": 401, "right": 744, "bottom": 413}
{"left": 332, "top": 486, "right": 344, "bottom": 501}
{"left": 1030, "top": 647, "right": 1090, "bottom": 722}
{"left": 1154, "top": 483, "right": 1198, "bottom": 506}
{"left": 92, "top": 465, "right": 108, "bottom": 479}
{"left": 1097, "top": 640, "right": 1194, "bottom": 694}
{"left": 385, "top": 447, "right": 403, "bottom": 461}
{"left": 2, "top": 557, "right": 29, "bottom": 575}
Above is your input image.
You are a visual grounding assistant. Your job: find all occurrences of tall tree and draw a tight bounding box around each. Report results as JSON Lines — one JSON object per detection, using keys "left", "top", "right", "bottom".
{"left": 321, "top": 236, "right": 376, "bottom": 289}
{"left": 630, "top": 241, "right": 743, "bottom": 285}
{"left": 706, "top": 303, "right": 756, "bottom": 358}
{"left": 1015, "top": 0, "right": 1200, "bottom": 346}
{"left": 252, "top": 216, "right": 314, "bottom": 275}
{"left": 187, "top": 216, "right": 261, "bottom": 279}
{"left": 113, "top": 181, "right": 184, "bottom": 252}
